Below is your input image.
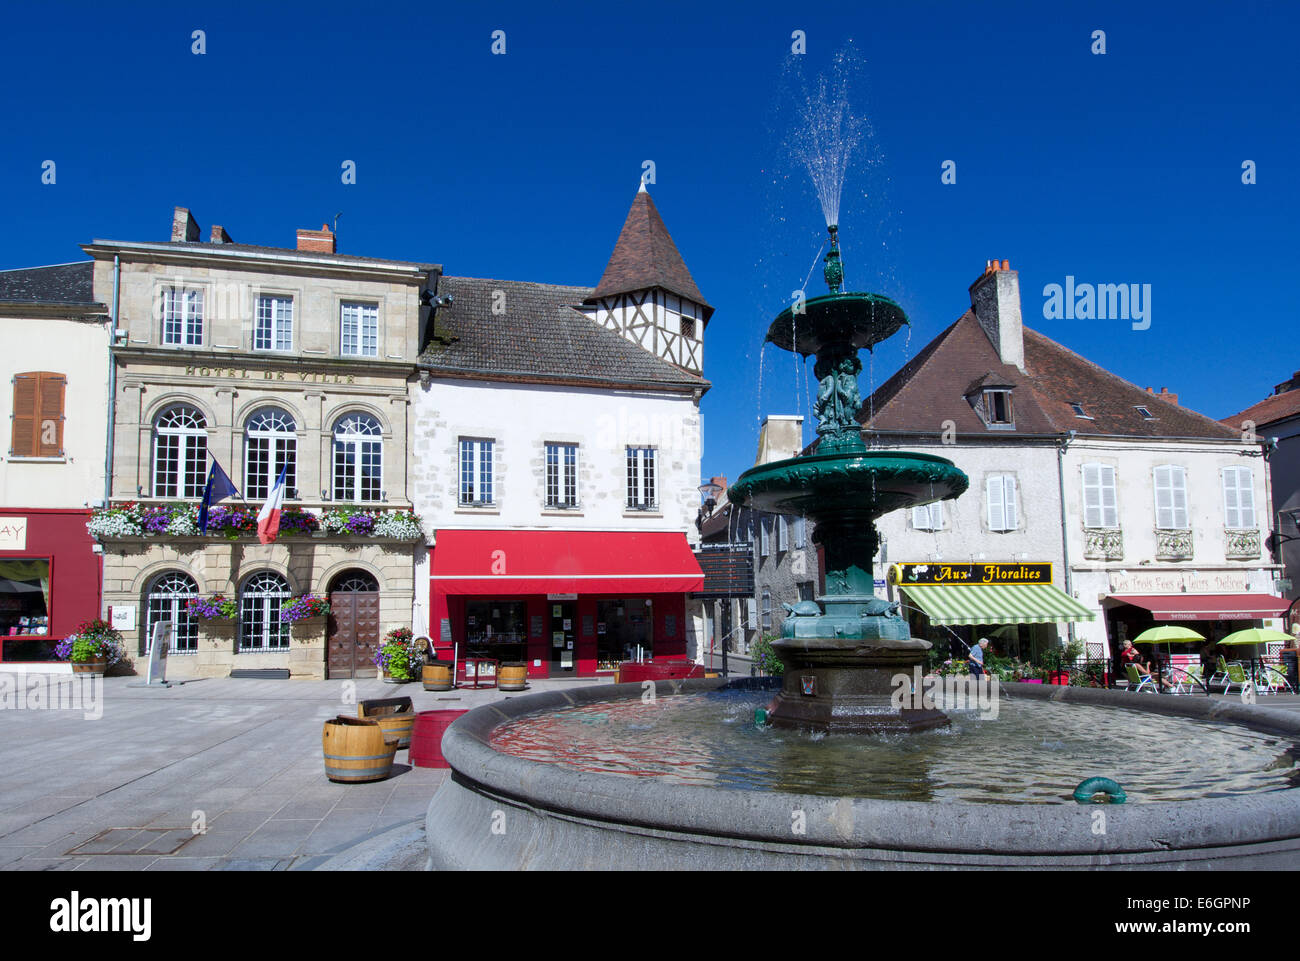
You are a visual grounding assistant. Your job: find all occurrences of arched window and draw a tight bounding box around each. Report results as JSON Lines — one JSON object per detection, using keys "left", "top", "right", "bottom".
{"left": 153, "top": 406, "right": 208, "bottom": 498}
{"left": 145, "top": 571, "right": 199, "bottom": 655}
{"left": 329, "top": 569, "right": 379, "bottom": 593}
{"left": 239, "top": 571, "right": 290, "bottom": 651}
{"left": 332, "top": 413, "right": 382, "bottom": 502}
{"left": 244, "top": 408, "right": 296, "bottom": 501}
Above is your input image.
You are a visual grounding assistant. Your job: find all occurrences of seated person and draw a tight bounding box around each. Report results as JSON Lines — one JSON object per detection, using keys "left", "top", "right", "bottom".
{"left": 1119, "top": 639, "right": 1175, "bottom": 690}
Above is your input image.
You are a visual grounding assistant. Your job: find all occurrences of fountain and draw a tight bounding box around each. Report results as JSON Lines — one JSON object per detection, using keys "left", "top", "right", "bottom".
{"left": 728, "top": 222, "right": 967, "bottom": 734}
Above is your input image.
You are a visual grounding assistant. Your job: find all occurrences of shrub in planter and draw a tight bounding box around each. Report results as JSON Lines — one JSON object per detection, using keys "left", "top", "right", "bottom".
{"left": 55, "top": 619, "right": 127, "bottom": 670}
{"left": 752, "top": 635, "right": 784, "bottom": 676}
{"left": 374, "top": 640, "right": 416, "bottom": 681}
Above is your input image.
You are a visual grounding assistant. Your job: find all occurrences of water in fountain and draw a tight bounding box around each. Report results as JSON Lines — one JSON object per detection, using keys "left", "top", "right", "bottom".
{"left": 786, "top": 48, "right": 870, "bottom": 228}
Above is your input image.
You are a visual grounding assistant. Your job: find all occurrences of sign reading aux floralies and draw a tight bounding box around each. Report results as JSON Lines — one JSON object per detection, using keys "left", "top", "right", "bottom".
{"left": 183, "top": 365, "right": 358, "bottom": 384}
{"left": 888, "top": 562, "right": 1053, "bottom": 586}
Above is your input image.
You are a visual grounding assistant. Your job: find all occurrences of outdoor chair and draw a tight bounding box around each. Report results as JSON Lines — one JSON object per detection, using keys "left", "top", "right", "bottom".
{"left": 1209, "top": 656, "right": 1231, "bottom": 690}
{"left": 1259, "top": 662, "right": 1293, "bottom": 695}
{"left": 1169, "top": 665, "right": 1202, "bottom": 696}
{"left": 1222, "top": 662, "right": 1251, "bottom": 696}
{"left": 1124, "top": 663, "right": 1157, "bottom": 694}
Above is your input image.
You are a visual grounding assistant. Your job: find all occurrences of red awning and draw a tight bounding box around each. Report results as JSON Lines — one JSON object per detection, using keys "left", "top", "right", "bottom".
{"left": 431, "top": 530, "right": 704, "bottom": 595}
{"left": 1108, "top": 593, "right": 1291, "bottom": 621}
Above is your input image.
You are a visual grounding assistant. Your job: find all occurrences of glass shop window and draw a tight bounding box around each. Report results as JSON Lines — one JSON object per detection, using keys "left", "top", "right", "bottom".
{"left": 464, "top": 600, "right": 528, "bottom": 661}
{"left": 0, "top": 558, "right": 54, "bottom": 661}
{"left": 596, "top": 598, "right": 654, "bottom": 670}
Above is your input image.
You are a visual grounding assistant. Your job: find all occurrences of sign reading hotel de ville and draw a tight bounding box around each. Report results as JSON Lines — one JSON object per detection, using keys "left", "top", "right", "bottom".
{"left": 1108, "top": 570, "right": 1249, "bottom": 595}
{"left": 888, "top": 562, "right": 1054, "bottom": 586}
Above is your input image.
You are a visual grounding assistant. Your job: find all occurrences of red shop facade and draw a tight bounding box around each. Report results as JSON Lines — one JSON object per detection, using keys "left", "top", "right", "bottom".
{"left": 0, "top": 508, "right": 101, "bottom": 663}
{"left": 429, "top": 530, "right": 705, "bottom": 678}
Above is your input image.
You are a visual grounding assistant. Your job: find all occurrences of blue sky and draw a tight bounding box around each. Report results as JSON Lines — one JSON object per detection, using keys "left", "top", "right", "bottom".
{"left": 2, "top": 1, "right": 1296, "bottom": 486}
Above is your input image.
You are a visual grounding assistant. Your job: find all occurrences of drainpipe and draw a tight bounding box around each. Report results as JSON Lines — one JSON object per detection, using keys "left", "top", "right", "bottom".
{"left": 103, "top": 255, "right": 120, "bottom": 506}
{"left": 1056, "top": 430, "right": 1076, "bottom": 645}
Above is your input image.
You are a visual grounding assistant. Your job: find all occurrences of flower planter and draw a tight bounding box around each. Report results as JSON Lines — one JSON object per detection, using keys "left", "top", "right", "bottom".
{"left": 1020, "top": 678, "right": 1043, "bottom": 684}
{"left": 422, "top": 661, "right": 454, "bottom": 691}
{"left": 322, "top": 716, "right": 398, "bottom": 783}
{"left": 1048, "top": 671, "right": 1070, "bottom": 686}
{"left": 71, "top": 659, "right": 107, "bottom": 676}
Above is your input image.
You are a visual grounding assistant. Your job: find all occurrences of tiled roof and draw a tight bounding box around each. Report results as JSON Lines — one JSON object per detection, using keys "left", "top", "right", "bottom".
{"left": 1221, "top": 382, "right": 1300, "bottom": 430}
{"left": 862, "top": 311, "right": 1238, "bottom": 440}
{"left": 0, "top": 262, "right": 100, "bottom": 305}
{"left": 589, "top": 188, "right": 712, "bottom": 317}
{"left": 418, "top": 275, "right": 709, "bottom": 391}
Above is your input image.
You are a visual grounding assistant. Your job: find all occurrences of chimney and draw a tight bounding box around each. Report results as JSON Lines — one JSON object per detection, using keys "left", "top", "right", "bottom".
{"left": 753, "top": 416, "right": 804, "bottom": 466}
{"left": 209, "top": 224, "right": 233, "bottom": 244}
{"left": 1274, "top": 371, "right": 1300, "bottom": 395}
{"left": 968, "top": 259, "right": 1024, "bottom": 372}
{"left": 1144, "top": 386, "right": 1180, "bottom": 406}
{"left": 709, "top": 475, "right": 728, "bottom": 492}
{"left": 296, "top": 224, "right": 336, "bottom": 254}
{"left": 171, "top": 206, "right": 201, "bottom": 243}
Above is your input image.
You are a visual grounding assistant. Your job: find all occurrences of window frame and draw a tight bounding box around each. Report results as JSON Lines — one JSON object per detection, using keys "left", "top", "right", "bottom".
{"left": 152, "top": 405, "right": 208, "bottom": 499}
{"left": 243, "top": 408, "right": 297, "bottom": 502}
{"left": 339, "top": 301, "right": 379, "bottom": 357}
{"left": 238, "top": 571, "right": 290, "bottom": 652}
{"left": 983, "top": 389, "right": 1014, "bottom": 426}
{"left": 160, "top": 286, "right": 205, "bottom": 347}
{"left": 986, "top": 475, "right": 1019, "bottom": 532}
{"left": 1153, "top": 465, "right": 1190, "bottom": 530}
{"left": 145, "top": 571, "right": 199, "bottom": 656}
{"left": 912, "top": 502, "right": 943, "bottom": 531}
{"left": 254, "top": 294, "right": 294, "bottom": 352}
{"left": 459, "top": 438, "right": 495, "bottom": 506}
{"left": 625, "top": 447, "right": 657, "bottom": 510}
{"left": 545, "top": 442, "right": 579, "bottom": 509}
{"left": 9, "top": 371, "right": 66, "bottom": 457}
{"left": 1082, "top": 463, "right": 1119, "bottom": 529}
{"left": 1222, "top": 466, "right": 1256, "bottom": 530}
{"left": 332, "top": 413, "right": 383, "bottom": 503}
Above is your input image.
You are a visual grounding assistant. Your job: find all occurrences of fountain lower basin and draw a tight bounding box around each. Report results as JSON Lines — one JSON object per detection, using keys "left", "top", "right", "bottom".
{"left": 425, "top": 679, "right": 1300, "bottom": 870}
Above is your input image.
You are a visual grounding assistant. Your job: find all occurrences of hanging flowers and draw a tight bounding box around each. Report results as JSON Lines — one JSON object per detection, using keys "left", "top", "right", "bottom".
{"left": 280, "top": 594, "right": 331, "bottom": 623}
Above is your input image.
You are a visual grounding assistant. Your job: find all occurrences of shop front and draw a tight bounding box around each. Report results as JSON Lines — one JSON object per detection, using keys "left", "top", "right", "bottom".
{"left": 885, "top": 561, "right": 1097, "bottom": 661}
{"left": 429, "top": 530, "right": 704, "bottom": 678}
{"left": 0, "top": 509, "right": 100, "bottom": 667}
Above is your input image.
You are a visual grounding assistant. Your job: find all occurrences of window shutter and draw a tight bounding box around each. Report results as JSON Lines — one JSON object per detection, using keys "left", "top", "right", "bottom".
{"left": 794, "top": 515, "right": 806, "bottom": 548}
{"left": 10, "top": 373, "right": 38, "bottom": 455}
{"left": 1238, "top": 470, "right": 1255, "bottom": 528}
{"left": 36, "top": 373, "right": 65, "bottom": 456}
{"left": 1082, "top": 464, "right": 1101, "bottom": 527}
{"left": 760, "top": 517, "right": 770, "bottom": 556}
{"left": 1100, "top": 466, "right": 1117, "bottom": 528}
{"left": 777, "top": 516, "right": 788, "bottom": 552}
{"left": 1005, "top": 476, "right": 1018, "bottom": 529}
{"left": 746, "top": 598, "right": 757, "bottom": 630}
{"left": 1170, "top": 467, "right": 1188, "bottom": 529}
{"left": 931, "top": 502, "right": 943, "bottom": 530}
{"left": 1154, "top": 466, "right": 1173, "bottom": 528}
{"left": 1223, "top": 468, "right": 1240, "bottom": 529}
{"left": 986, "top": 478, "right": 1003, "bottom": 531}
{"left": 913, "top": 505, "right": 929, "bottom": 529}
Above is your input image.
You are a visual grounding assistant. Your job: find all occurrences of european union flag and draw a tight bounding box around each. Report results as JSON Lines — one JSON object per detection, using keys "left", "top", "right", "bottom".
{"left": 198, "top": 460, "right": 241, "bottom": 533}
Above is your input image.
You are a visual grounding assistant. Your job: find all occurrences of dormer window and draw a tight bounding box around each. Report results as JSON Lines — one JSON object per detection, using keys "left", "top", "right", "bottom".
{"left": 984, "top": 389, "right": 1014, "bottom": 426}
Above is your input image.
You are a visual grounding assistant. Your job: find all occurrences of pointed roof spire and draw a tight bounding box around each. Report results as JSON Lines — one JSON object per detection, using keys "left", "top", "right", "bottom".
{"left": 589, "top": 187, "right": 712, "bottom": 319}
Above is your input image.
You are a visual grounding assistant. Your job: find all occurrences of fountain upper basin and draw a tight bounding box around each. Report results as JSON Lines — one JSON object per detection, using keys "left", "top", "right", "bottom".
{"left": 728, "top": 449, "right": 969, "bottom": 518}
{"left": 767, "top": 291, "right": 908, "bottom": 355}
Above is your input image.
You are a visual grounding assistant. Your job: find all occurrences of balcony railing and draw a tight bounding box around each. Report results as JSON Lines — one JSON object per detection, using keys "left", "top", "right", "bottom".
{"left": 1224, "top": 528, "right": 1261, "bottom": 560}
{"left": 1154, "top": 528, "right": 1194, "bottom": 561}
{"left": 1082, "top": 528, "right": 1124, "bottom": 561}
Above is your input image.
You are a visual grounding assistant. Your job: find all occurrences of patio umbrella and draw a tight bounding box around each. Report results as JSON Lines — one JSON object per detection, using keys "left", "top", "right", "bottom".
{"left": 1133, "top": 626, "right": 1205, "bottom": 683}
{"left": 1218, "top": 629, "right": 1293, "bottom": 646}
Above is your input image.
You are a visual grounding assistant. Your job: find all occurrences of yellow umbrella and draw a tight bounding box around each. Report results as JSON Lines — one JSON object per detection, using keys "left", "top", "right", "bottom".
{"left": 1218, "top": 628, "right": 1293, "bottom": 646}
{"left": 1134, "top": 626, "right": 1205, "bottom": 644}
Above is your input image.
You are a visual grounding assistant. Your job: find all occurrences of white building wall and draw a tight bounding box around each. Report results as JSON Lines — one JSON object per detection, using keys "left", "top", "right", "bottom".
{"left": 0, "top": 315, "right": 111, "bottom": 508}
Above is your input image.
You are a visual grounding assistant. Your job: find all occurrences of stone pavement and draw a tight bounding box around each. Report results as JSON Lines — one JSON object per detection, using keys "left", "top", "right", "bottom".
{"left": 0, "top": 672, "right": 606, "bottom": 871}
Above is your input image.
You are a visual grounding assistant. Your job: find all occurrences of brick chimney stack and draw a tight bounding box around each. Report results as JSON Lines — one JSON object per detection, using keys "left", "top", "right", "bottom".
{"left": 969, "top": 259, "right": 1024, "bottom": 372}
{"left": 296, "top": 224, "right": 336, "bottom": 254}
{"left": 1145, "top": 386, "right": 1180, "bottom": 406}
{"left": 208, "top": 224, "right": 233, "bottom": 244}
{"left": 171, "top": 206, "right": 201, "bottom": 242}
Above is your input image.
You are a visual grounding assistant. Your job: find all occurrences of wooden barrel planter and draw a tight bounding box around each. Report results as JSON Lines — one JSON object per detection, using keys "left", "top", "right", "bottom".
{"left": 358, "top": 696, "right": 416, "bottom": 749}
{"left": 70, "top": 659, "right": 108, "bottom": 676}
{"left": 322, "top": 716, "right": 398, "bottom": 783}
{"left": 498, "top": 663, "right": 528, "bottom": 691}
{"left": 422, "top": 661, "right": 454, "bottom": 692}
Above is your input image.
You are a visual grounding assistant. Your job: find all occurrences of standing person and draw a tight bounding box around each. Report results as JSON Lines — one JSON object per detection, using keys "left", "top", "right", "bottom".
{"left": 969, "top": 637, "right": 990, "bottom": 680}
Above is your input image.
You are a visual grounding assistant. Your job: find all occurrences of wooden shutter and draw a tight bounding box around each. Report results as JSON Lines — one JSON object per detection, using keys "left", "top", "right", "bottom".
{"left": 1004, "top": 476, "right": 1018, "bottom": 529}
{"left": 37, "top": 373, "right": 65, "bottom": 456}
{"left": 986, "top": 477, "right": 1005, "bottom": 531}
{"left": 10, "top": 372, "right": 63, "bottom": 456}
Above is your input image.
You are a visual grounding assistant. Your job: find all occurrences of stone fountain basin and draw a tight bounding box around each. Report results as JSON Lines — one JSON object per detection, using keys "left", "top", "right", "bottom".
{"left": 728, "top": 450, "right": 969, "bottom": 518}
{"left": 767, "top": 291, "right": 908, "bottom": 355}
{"left": 425, "top": 679, "right": 1300, "bottom": 870}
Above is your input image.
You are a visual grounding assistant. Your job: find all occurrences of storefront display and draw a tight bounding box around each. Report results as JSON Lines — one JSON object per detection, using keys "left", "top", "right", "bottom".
{"left": 0, "top": 510, "right": 100, "bottom": 662}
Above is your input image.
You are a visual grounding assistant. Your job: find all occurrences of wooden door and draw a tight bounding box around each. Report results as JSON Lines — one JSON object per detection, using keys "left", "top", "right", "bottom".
{"left": 328, "top": 591, "right": 380, "bottom": 678}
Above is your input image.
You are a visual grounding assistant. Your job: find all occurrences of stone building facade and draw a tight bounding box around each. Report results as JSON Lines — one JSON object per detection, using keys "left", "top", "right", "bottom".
{"left": 83, "top": 208, "right": 437, "bottom": 679}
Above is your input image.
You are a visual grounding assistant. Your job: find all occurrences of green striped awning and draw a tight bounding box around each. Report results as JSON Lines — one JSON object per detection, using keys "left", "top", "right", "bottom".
{"left": 899, "top": 584, "right": 1098, "bottom": 625}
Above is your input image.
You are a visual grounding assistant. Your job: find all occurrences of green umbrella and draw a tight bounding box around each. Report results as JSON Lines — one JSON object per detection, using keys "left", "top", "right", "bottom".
{"left": 1133, "top": 626, "right": 1205, "bottom": 644}
{"left": 1218, "top": 628, "right": 1293, "bottom": 646}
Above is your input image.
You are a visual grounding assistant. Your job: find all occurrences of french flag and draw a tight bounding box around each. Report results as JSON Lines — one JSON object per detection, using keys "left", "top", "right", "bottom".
{"left": 257, "top": 466, "right": 289, "bottom": 545}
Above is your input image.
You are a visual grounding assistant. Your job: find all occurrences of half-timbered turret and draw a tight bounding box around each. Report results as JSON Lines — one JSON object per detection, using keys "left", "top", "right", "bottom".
{"left": 582, "top": 183, "right": 712, "bottom": 374}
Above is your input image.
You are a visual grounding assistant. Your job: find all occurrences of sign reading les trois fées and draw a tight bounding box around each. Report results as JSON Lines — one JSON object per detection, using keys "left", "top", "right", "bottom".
{"left": 888, "top": 562, "right": 1053, "bottom": 586}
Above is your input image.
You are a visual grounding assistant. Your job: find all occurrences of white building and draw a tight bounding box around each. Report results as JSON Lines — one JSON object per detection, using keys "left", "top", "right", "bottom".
{"left": 412, "top": 187, "right": 710, "bottom": 678}
{"left": 0, "top": 263, "right": 111, "bottom": 666}
{"left": 860, "top": 259, "right": 1284, "bottom": 664}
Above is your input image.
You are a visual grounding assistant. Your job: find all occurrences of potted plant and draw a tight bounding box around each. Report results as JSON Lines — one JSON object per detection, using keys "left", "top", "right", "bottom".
{"left": 1039, "top": 646, "right": 1071, "bottom": 685}
{"left": 184, "top": 595, "right": 237, "bottom": 621}
{"left": 280, "top": 594, "right": 331, "bottom": 623}
{"left": 374, "top": 629, "right": 417, "bottom": 683}
{"left": 752, "top": 635, "right": 785, "bottom": 676}
{"left": 56, "top": 619, "right": 126, "bottom": 675}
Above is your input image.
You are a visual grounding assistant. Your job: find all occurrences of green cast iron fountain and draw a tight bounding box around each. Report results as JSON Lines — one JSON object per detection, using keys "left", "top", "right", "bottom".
{"left": 728, "top": 224, "right": 969, "bottom": 733}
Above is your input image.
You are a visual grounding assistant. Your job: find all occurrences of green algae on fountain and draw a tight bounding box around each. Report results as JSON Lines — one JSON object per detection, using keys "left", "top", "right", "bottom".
{"left": 728, "top": 223, "right": 969, "bottom": 733}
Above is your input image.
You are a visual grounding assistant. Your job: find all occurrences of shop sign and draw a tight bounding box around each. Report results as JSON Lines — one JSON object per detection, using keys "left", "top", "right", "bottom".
{"left": 110, "top": 605, "right": 137, "bottom": 631}
{"left": 1108, "top": 570, "right": 1249, "bottom": 595}
{"left": 888, "top": 562, "right": 1052, "bottom": 586}
{"left": 547, "top": 593, "right": 577, "bottom": 601}
{"left": 0, "top": 517, "right": 27, "bottom": 551}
